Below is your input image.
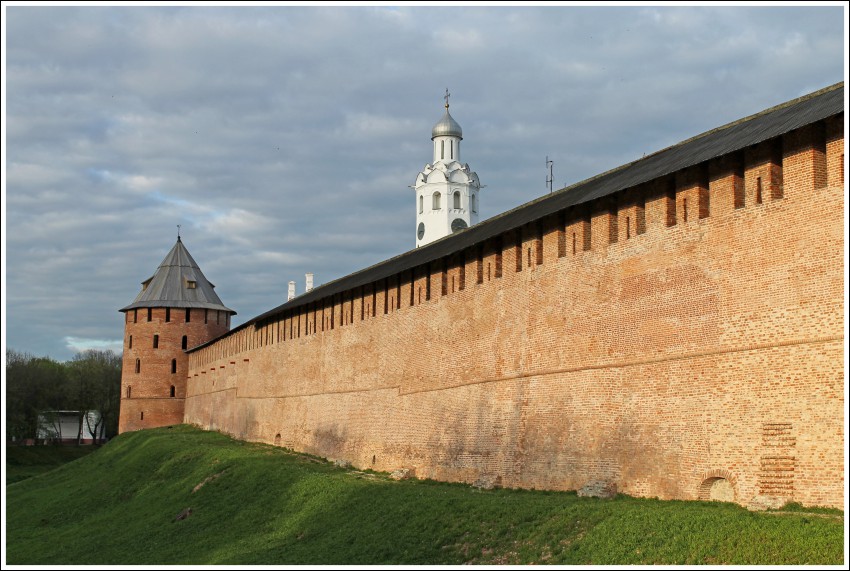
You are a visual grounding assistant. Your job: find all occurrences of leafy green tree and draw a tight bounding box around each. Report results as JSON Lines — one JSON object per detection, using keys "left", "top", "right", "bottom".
{"left": 67, "top": 350, "right": 123, "bottom": 443}
{"left": 5, "top": 350, "right": 71, "bottom": 441}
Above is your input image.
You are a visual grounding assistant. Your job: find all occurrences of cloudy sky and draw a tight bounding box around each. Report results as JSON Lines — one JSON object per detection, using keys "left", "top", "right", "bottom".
{"left": 3, "top": 2, "right": 847, "bottom": 362}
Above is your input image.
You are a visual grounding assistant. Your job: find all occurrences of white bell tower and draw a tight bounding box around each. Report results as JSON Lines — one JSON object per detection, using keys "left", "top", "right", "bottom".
{"left": 413, "top": 89, "right": 482, "bottom": 247}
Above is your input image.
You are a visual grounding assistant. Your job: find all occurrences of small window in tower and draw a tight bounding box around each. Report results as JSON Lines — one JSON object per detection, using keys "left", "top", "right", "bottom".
{"left": 204, "top": 309, "right": 209, "bottom": 324}
{"left": 140, "top": 411, "right": 144, "bottom": 421}
{"left": 419, "top": 195, "right": 424, "bottom": 214}
{"left": 471, "top": 194, "right": 477, "bottom": 213}
{"left": 147, "top": 308, "right": 152, "bottom": 322}
{"left": 433, "top": 192, "right": 441, "bottom": 210}
{"left": 453, "top": 191, "right": 461, "bottom": 209}
{"left": 186, "top": 280, "right": 197, "bottom": 289}
{"left": 170, "top": 385, "right": 176, "bottom": 398}
{"left": 441, "top": 140, "right": 445, "bottom": 159}
{"left": 171, "top": 359, "right": 177, "bottom": 374}
{"left": 153, "top": 334, "right": 159, "bottom": 349}
{"left": 128, "top": 335, "right": 133, "bottom": 349}
{"left": 133, "top": 309, "right": 138, "bottom": 323}
{"left": 165, "top": 308, "right": 171, "bottom": 322}
{"left": 182, "top": 335, "right": 188, "bottom": 350}
{"left": 185, "top": 308, "right": 191, "bottom": 322}
{"left": 135, "top": 359, "right": 140, "bottom": 374}
{"left": 127, "top": 385, "right": 132, "bottom": 398}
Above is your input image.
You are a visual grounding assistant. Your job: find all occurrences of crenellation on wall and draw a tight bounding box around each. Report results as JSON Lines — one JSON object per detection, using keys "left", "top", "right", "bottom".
{"left": 825, "top": 112, "right": 844, "bottom": 187}
{"left": 783, "top": 123, "right": 826, "bottom": 197}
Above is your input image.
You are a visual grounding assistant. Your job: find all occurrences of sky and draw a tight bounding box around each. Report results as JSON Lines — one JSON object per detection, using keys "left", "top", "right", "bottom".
{"left": 2, "top": 2, "right": 847, "bottom": 362}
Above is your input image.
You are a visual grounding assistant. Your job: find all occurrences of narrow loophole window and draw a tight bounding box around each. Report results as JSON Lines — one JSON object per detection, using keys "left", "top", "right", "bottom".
{"left": 756, "top": 177, "right": 763, "bottom": 204}
{"left": 135, "top": 359, "right": 140, "bottom": 374}
{"left": 182, "top": 335, "right": 188, "bottom": 350}
{"left": 153, "top": 334, "right": 159, "bottom": 349}
{"left": 170, "top": 385, "right": 176, "bottom": 398}
{"left": 171, "top": 359, "right": 177, "bottom": 374}
{"left": 185, "top": 308, "right": 191, "bottom": 322}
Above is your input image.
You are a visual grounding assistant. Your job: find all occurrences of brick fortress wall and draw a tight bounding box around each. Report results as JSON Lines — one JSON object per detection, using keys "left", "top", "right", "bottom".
{"left": 184, "top": 114, "right": 844, "bottom": 508}
{"left": 119, "top": 307, "right": 230, "bottom": 433}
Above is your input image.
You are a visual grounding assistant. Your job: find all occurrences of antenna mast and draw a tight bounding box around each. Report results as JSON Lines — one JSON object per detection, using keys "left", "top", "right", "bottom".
{"left": 546, "top": 156, "right": 554, "bottom": 194}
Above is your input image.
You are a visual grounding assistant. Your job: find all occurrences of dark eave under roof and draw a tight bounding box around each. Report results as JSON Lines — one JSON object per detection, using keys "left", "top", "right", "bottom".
{"left": 190, "top": 82, "right": 843, "bottom": 351}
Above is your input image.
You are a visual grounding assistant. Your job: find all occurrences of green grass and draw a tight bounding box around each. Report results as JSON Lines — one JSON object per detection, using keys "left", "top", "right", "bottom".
{"left": 5, "top": 444, "right": 99, "bottom": 484}
{"left": 5, "top": 425, "right": 844, "bottom": 565}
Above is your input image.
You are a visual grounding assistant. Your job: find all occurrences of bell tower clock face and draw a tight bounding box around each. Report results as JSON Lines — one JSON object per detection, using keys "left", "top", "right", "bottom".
{"left": 451, "top": 218, "right": 468, "bottom": 233}
{"left": 417, "top": 222, "right": 425, "bottom": 240}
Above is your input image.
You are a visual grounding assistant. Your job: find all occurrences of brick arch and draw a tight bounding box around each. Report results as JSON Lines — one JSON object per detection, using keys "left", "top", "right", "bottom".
{"left": 698, "top": 469, "right": 737, "bottom": 501}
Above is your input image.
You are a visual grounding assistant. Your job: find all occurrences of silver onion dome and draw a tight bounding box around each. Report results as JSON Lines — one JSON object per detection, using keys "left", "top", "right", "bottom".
{"left": 431, "top": 107, "right": 463, "bottom": 140}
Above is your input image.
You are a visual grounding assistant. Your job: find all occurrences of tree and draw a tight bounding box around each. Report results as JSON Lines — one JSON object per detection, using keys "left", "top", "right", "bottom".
{"left": 6, "top": 348, "right": 122, "bottom": 443}
{"left": 67, "top": 349, "right": 122, "bottom": 443}
{"left": 5, "top": 350, "right": 70, "bottom": 442}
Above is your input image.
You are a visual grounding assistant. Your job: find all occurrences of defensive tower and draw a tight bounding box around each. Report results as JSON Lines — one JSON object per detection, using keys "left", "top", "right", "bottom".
{"left": 118, "top": 236, "right": 235, "bottom": 433}
{"left": 414, "top": 89, "right": 482, "bottom": 247}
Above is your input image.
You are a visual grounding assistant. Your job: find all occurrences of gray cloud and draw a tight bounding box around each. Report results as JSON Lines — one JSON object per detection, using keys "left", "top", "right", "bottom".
{"left": 4, "top": 4, "right": 845, "bottom": 361}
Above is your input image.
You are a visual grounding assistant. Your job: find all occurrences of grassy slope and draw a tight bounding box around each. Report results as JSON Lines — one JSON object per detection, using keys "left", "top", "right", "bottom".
{"left": 5, "top": 425, "right": 844, "bottom": 565}
{"left": 6, "top": 445, "right": 98, "bottom": 484}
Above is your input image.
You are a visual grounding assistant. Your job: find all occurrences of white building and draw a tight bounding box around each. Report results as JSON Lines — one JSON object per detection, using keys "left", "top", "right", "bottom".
{"left": 37, "top": 411, "right": 106, "bottom": 444}
{"left": 413, "top": 91, "right": 482, "bottom": 247}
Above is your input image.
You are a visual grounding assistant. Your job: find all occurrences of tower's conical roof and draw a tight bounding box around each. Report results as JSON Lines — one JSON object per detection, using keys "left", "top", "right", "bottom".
{"left": 120, "top": 237, "right": 236, "bottom": 314}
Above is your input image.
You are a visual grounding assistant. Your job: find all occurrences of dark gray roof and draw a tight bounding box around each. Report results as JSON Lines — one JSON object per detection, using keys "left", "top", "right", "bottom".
{"left": 120, "top": 237, "right": 236, "bottom": 314}
{"left": 194, "top": 81, "right": 843, "bottom": 347}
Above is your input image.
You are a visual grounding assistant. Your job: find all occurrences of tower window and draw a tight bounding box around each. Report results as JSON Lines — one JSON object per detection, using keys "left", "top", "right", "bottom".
{"left": 165, "top": 308, "right": 171, "bottom": 322}
{"left": 453, "top": 191, "right": 461, "bottom": 209}
{"left": 153, "top": 334, "right": 159, "bottom": 349}
{"left": 170, "top": 385, "right": 176, "bottom": 398}
{"left": 185, "top": 308, "right": 191, "bottom": 322}
{"left": 133, "top": 309, "right": 138, "bottom": 323}
{"left": 186, "top": 280, "right": 197, "bottom": 289}
{"left": 171, "top": 359, "right": 177, "bottom": 374}
{"left": 128, "top": 335, "right": 133, "bottom": 349}
{"left": 432, "top": 192, "right": 441, "bottom": 210}
{"left": 135, "top": 359, "right": 140, "bottom": 374}
{"left": 127, "top": 385, "right": 132, "bottom": 398}
{"left": 182, "top": 335, "right": 188, "bottom": 350}
{"left": 204, "top": 309, "right": 208, "bottom": 324}
{"left": 441, "top": 140, "right": 445, "bottom": 159}
{"left": 147, "top": 308, "right": 152, "bottom": 322}
{"left": 140, "top": 411, "right": 144, "bottom": 421}
{"left": 471, "top": 194, "right": 477, "bottom": 213}
{"left": 419, "top": 195, "right": 423, "bottom": 213}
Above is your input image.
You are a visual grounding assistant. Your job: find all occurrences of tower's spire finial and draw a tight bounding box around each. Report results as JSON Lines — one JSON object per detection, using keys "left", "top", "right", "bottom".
{"left": 444, "top": 88, "right": 450, "bottom": 110}
{"left": 177, "top": 224, "right": 181, "bottom": 241}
